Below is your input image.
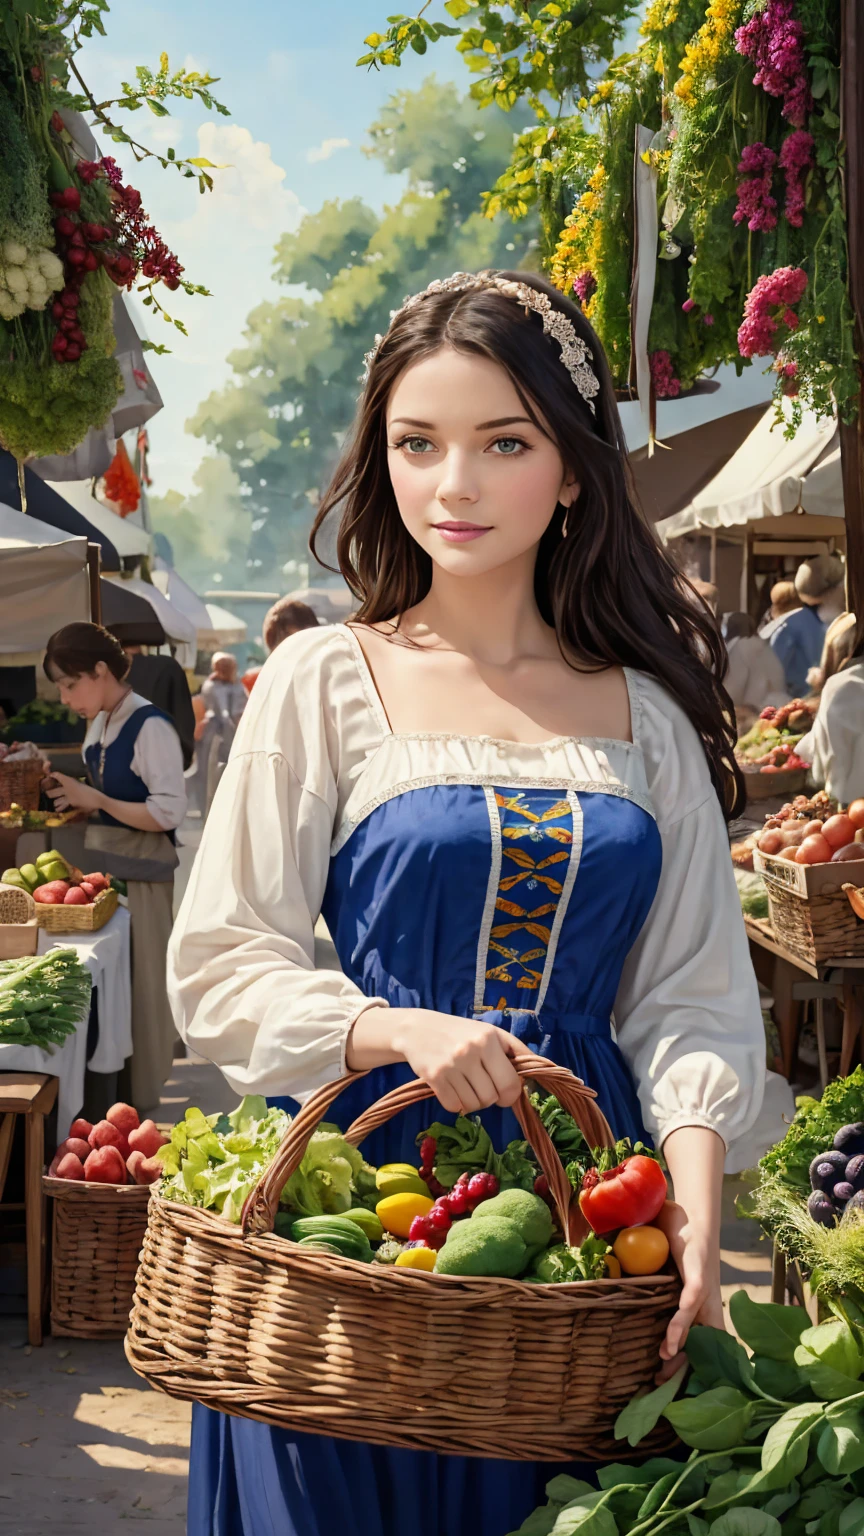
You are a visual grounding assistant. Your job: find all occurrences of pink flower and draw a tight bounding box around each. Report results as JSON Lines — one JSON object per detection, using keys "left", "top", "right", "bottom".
{"left": 737, "top": 266, "right": 808, "bottom": 358}
{"left": 649, "top": 349, "right": 681, "bottom": 399}
{"left": 681, "top": 297, "right": 695, "bottom": 313}
{"left": 573, "top": 270, "right": 597, "bottom": 305}
{"left": 733, "top": 142, "right": 777, "bottom": 232}
{"left": 735, "top": 1, "right": 812, "bottom": 127}
{"left": 778, "top": 129, "right": 814, "bottom": 226}
{"left": 703, "top": 314, "right": 715, "bottom": 326}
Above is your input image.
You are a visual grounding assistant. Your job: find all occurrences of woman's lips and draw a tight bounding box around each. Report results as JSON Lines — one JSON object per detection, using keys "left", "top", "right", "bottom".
{"left": 433, "top": 521, "right": 492, "bottom": 543}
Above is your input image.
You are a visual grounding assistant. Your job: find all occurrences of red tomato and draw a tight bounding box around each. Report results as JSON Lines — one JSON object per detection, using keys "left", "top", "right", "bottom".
{"left": 795, "top": 834, "right": 833, "bottom": 865}
{"left": 579, "top": 1155, "right": 667, "bottom": 1236}
{"left": 823, "top": 814, "right": 857, "bottom": 850}
{"left": 848, "top": 800, "right": 864, "bottom": 831}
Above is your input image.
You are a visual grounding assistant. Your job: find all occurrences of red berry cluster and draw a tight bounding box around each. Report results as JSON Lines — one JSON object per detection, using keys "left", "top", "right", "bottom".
{"left": 408, "top": 1169, "right": 500, "bottom": 1251}
{"left": 48, "top": 186, "right": 111, "bottom": 363}
{"left": 99, "top": 156, "right": 184, "bottom": 292}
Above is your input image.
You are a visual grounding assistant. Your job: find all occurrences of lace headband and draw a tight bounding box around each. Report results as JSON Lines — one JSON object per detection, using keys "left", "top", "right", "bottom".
{"left": 361, "top": 269, "right": 600, "bottom": 414}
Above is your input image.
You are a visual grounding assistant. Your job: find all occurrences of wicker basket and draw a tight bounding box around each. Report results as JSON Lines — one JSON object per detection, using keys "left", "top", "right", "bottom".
{"left": 0, "top": 885, "right": 38, "bottom": 959}
{"left": 125, "top": 1053, "right": 680, "bottom": 1461}
{"left": 753, "top": 848, "right": 864, "bottom": 964}
{"left": 34, "top": 885, "right": 118, "bottom": 933}
{"left": 44, "top": 1176, "right": 151, "bottom": 1339}
{"left": 0, "top": 757, "right": 44, "bottom": 812}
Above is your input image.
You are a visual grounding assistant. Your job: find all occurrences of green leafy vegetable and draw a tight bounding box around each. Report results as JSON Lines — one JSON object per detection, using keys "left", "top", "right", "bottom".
{"left": 417, "top": 1114, "right": 535, "bottom": 1191}
{"left": 157, "top": 1096, "right": 291, "bottom": 1223}
{"left": 758, "top": 1067, "right": 864, "bottom": 1193}
{"left": 280, "top": 1123, "right": 365, "bottom": 1218}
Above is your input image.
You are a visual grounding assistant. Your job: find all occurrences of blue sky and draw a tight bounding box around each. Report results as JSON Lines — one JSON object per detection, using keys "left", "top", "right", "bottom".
{"left": 78, "top": 1, "right": 469, "bottom": 495}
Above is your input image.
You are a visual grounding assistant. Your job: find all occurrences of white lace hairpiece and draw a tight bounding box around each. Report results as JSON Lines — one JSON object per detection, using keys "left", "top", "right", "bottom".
{"left": 361, "top": 269, "right": 600, "bottom": 414}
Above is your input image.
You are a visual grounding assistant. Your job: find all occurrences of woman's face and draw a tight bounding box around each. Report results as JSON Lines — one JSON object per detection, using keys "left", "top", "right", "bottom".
{"left": 213, "top": 656, "right": 237, "bottom": 682}
{"left": 386, "top": 346, "right": 578, "bottom": 578}
{"left": 49, "top": 662, "right": 112, "bottom": 721}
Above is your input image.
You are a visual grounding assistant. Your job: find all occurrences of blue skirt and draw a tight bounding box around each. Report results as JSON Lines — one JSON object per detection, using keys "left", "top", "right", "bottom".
{"left": 188, "top": 1041, "right": 646, "bottom": 1536}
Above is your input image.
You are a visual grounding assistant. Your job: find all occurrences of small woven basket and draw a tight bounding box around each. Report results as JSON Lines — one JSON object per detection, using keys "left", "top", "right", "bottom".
{"left": 754, "top": 849, "right": 864, "bottom": 965}
{"left": 0, "top": 885, "right": 38, "bottom": 959}
{"left": 125, "top": 1053, "right": 680, "bottom": 1461}
{"left": 0, "top": 758, "right": 44, "bottom": 812}
{"left": 35, "top": 886, "right": 118, "bottom": 933}
{"left": 44, "top": 1177, "right": 151, "bottom": 1339}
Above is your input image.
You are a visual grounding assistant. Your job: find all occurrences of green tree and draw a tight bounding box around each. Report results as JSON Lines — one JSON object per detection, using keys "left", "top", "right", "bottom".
{"left": 183, "top": 77, "right": 538, "bottom": 575}
{"left": 149, "top": 453, "right": 251, "bottom": 591}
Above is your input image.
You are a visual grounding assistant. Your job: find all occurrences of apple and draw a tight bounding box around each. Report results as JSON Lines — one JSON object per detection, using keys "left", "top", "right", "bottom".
{"left": 84, "top": 1146, "right": 126, "bottom": 1184}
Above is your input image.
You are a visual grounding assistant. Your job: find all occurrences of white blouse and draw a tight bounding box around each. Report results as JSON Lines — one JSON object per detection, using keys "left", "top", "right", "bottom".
{"left": 83, "top": 691, "right": 187, "bottom": 832}
{"left": 797, "top": 661, "right": 864, "bottom": 806}
{"left": 167, "top": 624, "right": 770, "bottom": 1159}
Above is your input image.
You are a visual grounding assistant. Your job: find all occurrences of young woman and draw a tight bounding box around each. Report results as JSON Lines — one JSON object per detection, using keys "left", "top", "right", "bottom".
{"left": 169, "top": 271, "right": 767, "bottom": 1536}
{"left": 44, "top": 622, "right": 186, "bottom": 1110}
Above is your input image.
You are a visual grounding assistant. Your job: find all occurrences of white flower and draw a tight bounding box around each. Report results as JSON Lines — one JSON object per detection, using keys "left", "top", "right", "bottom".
{"left": 4, "top": 266, "right": 26, "bottom": 294}
{"left": 37, "top": 249, "right": 64, "bottom": 286}
{"left": 2, "top": 240, "right": 27, "bottom": 267}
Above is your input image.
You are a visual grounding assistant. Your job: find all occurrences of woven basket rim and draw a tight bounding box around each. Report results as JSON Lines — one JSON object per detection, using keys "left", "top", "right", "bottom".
{"left": 44, "top": 1175, "right": 152, "bottom": 1201}
{"left": 149, "top": 1190, "right": 680, "bottom": 1299}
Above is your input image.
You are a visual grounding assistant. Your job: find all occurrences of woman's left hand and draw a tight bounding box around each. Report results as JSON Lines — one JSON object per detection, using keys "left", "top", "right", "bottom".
{"left": 43, "top": 771, "right": 102, "bottom": 814}
{"left": 655, "top": 1199, "right": 723, "bottom": 1382}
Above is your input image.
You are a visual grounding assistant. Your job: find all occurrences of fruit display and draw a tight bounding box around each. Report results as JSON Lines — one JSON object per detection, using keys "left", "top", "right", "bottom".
{"left": 152, "top": 1094, "right": 673, "bottom": 1283}
{"left": 735, "top": 698, "right": 816, "bottom": 775}
{"left": 755, "top": 793, "right": 864, "bottom": 867}
{"left": 0, "top": 804, "right": 81, "bottom": 830}
{"left": 48, "top": 1102, "right": 168, "bottom": 1186}
{"left": 1, "top": 852, "right": 113, "bottom": 904}
{"left": 0, "top": 948, "right": 90, "bottom": 1048}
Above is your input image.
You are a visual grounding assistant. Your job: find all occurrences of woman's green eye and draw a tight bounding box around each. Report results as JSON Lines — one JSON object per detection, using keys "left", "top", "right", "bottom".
{"left": 403, "top": 437, "right": 434, "bottom": 453}
{"left": 493, "top": 438, "right": 524, "bottom": 455}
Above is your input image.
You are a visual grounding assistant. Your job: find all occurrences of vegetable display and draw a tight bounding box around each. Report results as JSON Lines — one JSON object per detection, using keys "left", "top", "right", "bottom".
{"left": 756, "top": 794, "right": 864, "bottom": 869}
{"left": 2, "top": 852, "right": 112, "bottom": 906}
{"left": 153, "top": 1097, "right": 673, "bottom": 1284}
{"left": 0, "top": 947, "right": 90, "bottom": 1049}
{"left": 579, "top": 1154, "right": 668, "bottom": 1236}
{"left": 509, "top": 1293, "right": 864, "bottom": 1536}
{"left": 735, "top": 700, "right": 817, "bottom": 777}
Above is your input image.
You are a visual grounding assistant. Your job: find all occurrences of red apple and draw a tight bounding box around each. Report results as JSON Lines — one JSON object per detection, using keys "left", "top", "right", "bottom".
{"left": 56, "top": 1152, "right": 85, "bottom": 1180}
{"left": 106, "top": 1102, "right": 140, "bottom": 1137}
{"left": 69, "top": 1117, "right": 93, "bottom": 1140}
{"left": 127, "top": 1119, "right": 167, "bottom": 1158}
{"left": 84, "top": 1146, "right": 126, "bottom": 1184}
{"left": 63, "top": 886, "right": 88, "bottom": 905}
{"left": 88, "top": 1119, "right": 129, "bottom": 1160}
{"left": 58, "top": 1137, "right": 91, "bottom": 1161}
{"left": 132, "top": 1154, "right": 162, "bottom": 1186}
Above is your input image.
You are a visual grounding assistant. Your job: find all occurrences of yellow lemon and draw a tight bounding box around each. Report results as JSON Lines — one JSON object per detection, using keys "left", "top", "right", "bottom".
{"left": 395, "top": 1245, "right": 436, "bottom": 1272}
{"left": 375, "top": 1191, "right": 433, "bottom": 1239}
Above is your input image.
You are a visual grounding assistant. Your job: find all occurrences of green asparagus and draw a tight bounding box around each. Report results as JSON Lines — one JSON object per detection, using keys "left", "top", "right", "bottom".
{"left": 0, "top": 949, "right": 91, "bottom": 1050}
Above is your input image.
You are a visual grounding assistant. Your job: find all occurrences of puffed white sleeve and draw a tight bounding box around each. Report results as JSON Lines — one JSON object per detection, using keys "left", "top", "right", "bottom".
{"left": 613, "top": 675, "right": 777, "bottom": 1162}
{"left": 167, "top": 628, "right": 389, "bottom": 1100}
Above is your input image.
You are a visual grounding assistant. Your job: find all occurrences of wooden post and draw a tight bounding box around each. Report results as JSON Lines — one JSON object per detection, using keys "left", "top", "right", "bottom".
{"left": 86, "top": 543, "right": 102, "bottom": 625}
{"left": 840, "top": 2, "right": 864, "bottom": 648}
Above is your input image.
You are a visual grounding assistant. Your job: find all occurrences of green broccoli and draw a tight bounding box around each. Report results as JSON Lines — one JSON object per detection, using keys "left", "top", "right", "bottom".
{"left": 472, "top": 1188, "right": 553, "bottom": 1253}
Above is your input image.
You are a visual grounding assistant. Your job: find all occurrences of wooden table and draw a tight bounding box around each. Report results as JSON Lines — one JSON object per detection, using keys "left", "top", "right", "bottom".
{"left": 745, "top": 917, "right": 864, "bottom": 1085}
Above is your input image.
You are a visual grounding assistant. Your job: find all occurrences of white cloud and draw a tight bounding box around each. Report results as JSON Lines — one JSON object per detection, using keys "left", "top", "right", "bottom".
{"left": 133, "top": 123, "right": 305, "bottom": 495}
{"left": 306, "top": 136, "right": 351, "bottom": 164}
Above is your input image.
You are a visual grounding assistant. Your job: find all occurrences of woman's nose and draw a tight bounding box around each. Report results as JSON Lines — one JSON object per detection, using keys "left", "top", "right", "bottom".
{"left": 435, "top": 451, "right": 479, "bottom": 507}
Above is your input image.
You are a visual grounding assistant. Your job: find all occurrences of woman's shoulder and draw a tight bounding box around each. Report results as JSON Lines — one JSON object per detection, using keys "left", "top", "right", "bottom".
{"left": 626, "top": 668, "right": 716, "bottom": 826}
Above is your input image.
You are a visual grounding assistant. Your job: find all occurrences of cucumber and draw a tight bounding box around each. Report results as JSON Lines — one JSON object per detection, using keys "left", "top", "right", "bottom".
{"left": 341, "top": 1207, "right": 384, "bottom": 1242}
{"left": 288, "top": 1215, "right": 373, "bottom": 1263}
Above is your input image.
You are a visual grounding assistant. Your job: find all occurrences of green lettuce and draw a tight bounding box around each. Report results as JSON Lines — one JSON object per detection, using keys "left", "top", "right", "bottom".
{"left": 156, "top": 1096, "right": 291, "bottom": 1223}
{"left": 417, "top": 1114, "right": 535, "bottom": 1191}
{"left": 279, "top": 1123, "right": 365, "bottom": 1217}
{"left": 758, "top": 1067, "right": 864, "bottom": 1193}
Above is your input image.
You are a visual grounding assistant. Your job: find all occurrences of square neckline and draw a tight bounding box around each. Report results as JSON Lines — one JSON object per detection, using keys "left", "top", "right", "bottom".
{"left": 340, "top": 622, "right": 641, "bottom": 755}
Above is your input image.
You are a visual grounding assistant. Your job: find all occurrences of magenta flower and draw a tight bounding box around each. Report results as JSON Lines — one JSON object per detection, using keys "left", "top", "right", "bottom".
{"left": 734, "top": 142, "right": 777, "bottom": 232}
{"left": 737, "top": 266, "right": 808, "bottom": 359}
{"left": 703, "top": 314, "right": 715, "bottom": 326}
{"left": 735, "top": 0, "right": 812, "bottom": 127}
{"left": 681, "top": 297, "right": 695, "bottom": 313}
{"left": 573, "top": 270, "right": 597, "bottom": 306}
{"left": 778, "top": 129, "right": 814, "bottom": 226}
{"left": 649, "top": 349, "right": 681, "bottom": 399}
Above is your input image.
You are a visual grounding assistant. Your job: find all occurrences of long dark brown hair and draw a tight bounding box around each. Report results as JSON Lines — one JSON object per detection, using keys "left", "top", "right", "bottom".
{"left": 311, "top": 270, "right": 742, "bottom": 817}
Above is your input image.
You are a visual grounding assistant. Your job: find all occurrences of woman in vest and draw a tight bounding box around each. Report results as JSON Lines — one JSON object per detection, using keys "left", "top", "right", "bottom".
{"left": 43, "top": 623, "right": 187, "bottom": 1111}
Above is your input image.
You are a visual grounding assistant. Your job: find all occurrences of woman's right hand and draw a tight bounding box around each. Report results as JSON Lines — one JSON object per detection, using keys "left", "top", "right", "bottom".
{"left": 346, "top": 1006, "right": 523, "bottom": 1113}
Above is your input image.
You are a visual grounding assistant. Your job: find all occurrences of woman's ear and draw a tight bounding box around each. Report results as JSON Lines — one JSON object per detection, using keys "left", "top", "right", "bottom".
{"left": 559, "top": 478, "right": 581, "bottom": 509}
{"left": 92, "top": 661, "right": 108, "bottom": 681}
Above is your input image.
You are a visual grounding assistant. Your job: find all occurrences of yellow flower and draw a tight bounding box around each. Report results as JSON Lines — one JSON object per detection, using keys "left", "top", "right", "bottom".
{"left": 817, "top": 314, "right": 825, "bottom": 323}
{"left": 674, "top": 0, "right": 742, "bottom": 103}
{"left": 595, "top": 80, "right": 614, "bottom": 101}
{"left": 577, "top": 97, "right": 588, "bottom": 110}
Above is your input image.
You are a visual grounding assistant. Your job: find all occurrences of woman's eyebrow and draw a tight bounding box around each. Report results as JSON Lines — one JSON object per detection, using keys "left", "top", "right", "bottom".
{"left": 389, "top": 415, "right": 533, "bottom": 430}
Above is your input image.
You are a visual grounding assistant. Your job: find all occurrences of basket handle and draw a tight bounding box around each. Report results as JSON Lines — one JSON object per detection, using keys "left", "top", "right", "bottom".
{"left": 241, "top": 1051, "right": 613, "bottom": 1245}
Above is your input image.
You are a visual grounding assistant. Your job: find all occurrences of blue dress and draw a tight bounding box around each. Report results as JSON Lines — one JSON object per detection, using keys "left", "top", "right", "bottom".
{"left": 188, "top": 781, "right": 662, "bottom": 1536}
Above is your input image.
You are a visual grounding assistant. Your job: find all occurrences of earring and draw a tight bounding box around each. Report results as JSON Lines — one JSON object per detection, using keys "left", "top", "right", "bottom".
{"left": 561, "top": 507, "right": 569, "bottom": 538}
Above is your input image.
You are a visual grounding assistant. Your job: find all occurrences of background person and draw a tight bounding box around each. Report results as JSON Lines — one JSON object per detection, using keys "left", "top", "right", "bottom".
{"left": 43, "top": 622, "right": 186, "bottom": 1111}
{"left": 797, "top": 617, "right": 864, "bottom": 803}
{"left": 759, "top": 579, "right": 800, "bottom": 636}
{"left": 195, "top": 651, "right": 247, "bottom": 817}
{"left": 723, "top": 612, "right": 787, "bottom": 719}
{"left": 768, "top": 553, "right": 846, "bottom": 696}
{"left": 242, "top": 597, "right": 320, "bottom": 693}
{"left": 116, "top": 641, "right": 197, "bottom": 770}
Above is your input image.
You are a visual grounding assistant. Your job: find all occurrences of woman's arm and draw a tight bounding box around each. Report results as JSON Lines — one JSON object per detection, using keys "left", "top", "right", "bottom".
{"left": 346, "top": 1004, "right": 522, "bottom": 1112}
{"left": 45, "top": 772, "right": 165, "bottom": 832}
{"left": 656, "top": 1126, "right": 726, "bottom": 1380}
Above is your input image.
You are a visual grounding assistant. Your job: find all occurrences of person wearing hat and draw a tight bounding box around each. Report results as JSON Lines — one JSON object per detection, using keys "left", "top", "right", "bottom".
{"left": 768, "top": 554, "right": 846, "bottom": 697}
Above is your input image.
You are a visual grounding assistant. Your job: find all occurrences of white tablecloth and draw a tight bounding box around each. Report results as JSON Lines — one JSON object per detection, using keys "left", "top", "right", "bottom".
{"left": 0, "top": 908, "right": 132, "bottom": 1140}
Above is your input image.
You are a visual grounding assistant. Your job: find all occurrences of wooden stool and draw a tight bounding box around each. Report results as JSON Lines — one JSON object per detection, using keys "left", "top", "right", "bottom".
{"left": 0, "top": 1073, "right": 58, "bottom": 1345}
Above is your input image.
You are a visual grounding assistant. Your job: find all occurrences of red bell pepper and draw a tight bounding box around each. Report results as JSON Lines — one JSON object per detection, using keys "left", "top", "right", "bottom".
{"left": 578, "top": 1155, "right": 667, "bottom": 1235}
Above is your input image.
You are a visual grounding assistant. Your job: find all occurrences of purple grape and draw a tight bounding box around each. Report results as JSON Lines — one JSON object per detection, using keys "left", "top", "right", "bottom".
{"left": 810, "top": 1150, "right": 848, "bottom": 1191}
{"left": 808, "top": 1190, "right": 837, "bottom": 1226}
{"left": 845, "top": 1154, "right": 864, "bottom": 1190}
{"left": 834, "top": 1123, "right": 864, "bottom": 1157}
{"left": 834, "top": 1182, "right": 855, "bottom": 1203}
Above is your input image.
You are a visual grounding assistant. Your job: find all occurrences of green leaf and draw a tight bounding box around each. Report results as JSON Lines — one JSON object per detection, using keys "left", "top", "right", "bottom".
{"left": 729, "top": 1292, "right": 810, "bottom": 1363}
{"left": 759, "top": 1404, "right": 825, "bottom": 1487}
{"left": 549, "top": 1494, "right": 617, "bottom": 1536}
{"left": 614, "top": 1365, "right": 686, "bottom": 1447}
{"left": 688, "top": 1521, "right": 710, "bottom": 1536}
{"left": 410, "top": 34, "right": 427, "bottom": 53}
{"left": 510, "top": 1507, "right": 559, "bottom": 1536}
{"left": 752, "top": 1358, "right": 805, "bottom": 1400}
{"left": 445, "top": 0, "right": 475, "bottom": 15}
{"left": 187, "top": 157, "right": 223, "bottom": 168}
{"left": 794, "top": 1321, "right": 864, "bottom": 1400}
{"left": 146, "top": 98, "right": 170, "bottom": 117}
{"left": 817, "top": 1409, "right": 864, "bottom": 1474}
{"left": 704, "top": 1472, "right": 752, "bottom": 1510}
{"left": 596, "top": 1461, "right": 682, "bottom": 1490}
{"left": 708, "top": 1513, "right": 782, "bottom": 1536}
{"left": 545, "top": 1478, "right": 594, "bottom": 1503}
{"left": 840, "top": 1499, "right": 864, "bottom": 1535}
{"left": 664, "top": 1387, "right": 756, "bottom": 1451}
{"left": 636, "top": 1472, "right": 681, "bottom": 1520}
{"left": 762, "top": 1487, "right": 800, "bottom": 1518}
{"left": 687, "top": 1325, "right": 756, "bottom": 1391}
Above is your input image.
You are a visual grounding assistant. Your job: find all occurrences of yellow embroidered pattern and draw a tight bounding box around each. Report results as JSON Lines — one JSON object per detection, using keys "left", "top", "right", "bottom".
{"left": 483, "top": 789, "right": 573, "bottom": 1013}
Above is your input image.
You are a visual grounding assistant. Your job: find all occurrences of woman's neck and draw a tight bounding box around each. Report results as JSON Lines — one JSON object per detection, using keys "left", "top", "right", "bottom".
{"left": 407, "top": 554, "right": 555, "bottom": 666}
{"left": 98, "top": 677, "right": 131, "bottom": 719}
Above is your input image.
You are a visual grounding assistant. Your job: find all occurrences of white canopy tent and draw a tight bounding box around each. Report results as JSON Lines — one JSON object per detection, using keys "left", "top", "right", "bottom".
{"left": 150, "top": 558, "right": 225, "bottom": 650}
{"left": 205, "top": 603, "right": 248, "bottom": 646}
{"left": 656, "top": 404, "right": 841, "bottom": 543}
{"left": 102, "top": 574, "right": 197, "bottom": 648}
{"left": 45, "top": 481, "right": 151, "bottom": 566}
{"left": 0, "top": 503, "right": 90, "bottom": 652}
